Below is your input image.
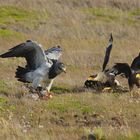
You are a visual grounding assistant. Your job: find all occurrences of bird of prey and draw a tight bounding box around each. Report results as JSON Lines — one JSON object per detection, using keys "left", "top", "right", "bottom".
{"left": 0, "top": 40, "right": 66, "bottom": 99}
{"left": 111, "top": 53, "right": 140, "bottom": 90}
{"left": 85, "top": 34, "right": 119, "bottom": 90}
{"left": 131, "top": 53, "right": 140, "bottom": 70}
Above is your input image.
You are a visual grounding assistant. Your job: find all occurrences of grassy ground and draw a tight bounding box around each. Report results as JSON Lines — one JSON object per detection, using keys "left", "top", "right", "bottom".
{"left": 0, "top": 0, "right": 140, "bottom": 139}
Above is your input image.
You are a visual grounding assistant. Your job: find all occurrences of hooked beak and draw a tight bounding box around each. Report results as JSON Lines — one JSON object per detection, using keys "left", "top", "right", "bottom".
{"left": 62, "top": 67, "right": 66, "bottom": 73}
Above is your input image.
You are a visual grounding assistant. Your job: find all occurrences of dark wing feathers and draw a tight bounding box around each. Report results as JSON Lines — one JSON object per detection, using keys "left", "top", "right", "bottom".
{"left": 0, "top": 43, "right": 29, "bottom": 58}
{"left": 110, "top": 63, "right": 131, "bottom": 78}
{"left": 0, "top": 40, "right": 46, "bottom": 70}
{"left": 110, "top": 53, "right": 140, "bottom": 77}
{"left": 131, "top": 53, "right": 140, "bottom": 70}
{"left": 102, "top": 33, "right": 113, "bottom": 71}
{"left": 15, "top": 66, "right": 30, "bottom": 83}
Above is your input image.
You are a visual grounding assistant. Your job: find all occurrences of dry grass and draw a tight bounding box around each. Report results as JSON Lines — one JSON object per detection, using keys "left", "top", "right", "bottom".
{"left": 0, "top": 93, "right": 140, "bottom": 140}
{"left": 0, "top": 0, "right": 140, "bottom": 139}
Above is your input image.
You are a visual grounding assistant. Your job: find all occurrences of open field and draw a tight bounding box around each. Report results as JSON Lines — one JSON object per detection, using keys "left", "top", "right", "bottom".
{"left": 0, "top": 0, "right": 140, "bottom": 139}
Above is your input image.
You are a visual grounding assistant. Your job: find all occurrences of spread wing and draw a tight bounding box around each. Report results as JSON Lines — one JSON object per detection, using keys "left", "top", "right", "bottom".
{"left": 0, "top": 40, "right": 46, "bottom": 70}
{"left": 45, "top": 46, "right": 62, "bottom": 61}
{"left": 102, "top": 33, "right": 113, "bottom": 71}
{"left": 131, "top": 53, "right": 140, "bottom": 70}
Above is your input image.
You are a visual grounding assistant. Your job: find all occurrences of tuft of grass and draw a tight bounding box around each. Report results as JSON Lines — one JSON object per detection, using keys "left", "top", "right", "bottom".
{"left": 0, "top": 80, "right": 9, "bottom": 94}
{"left": 0, "top": 97, "right": 7, "bottom": 114}
{"left": 0, "top": 97, "right": 7, "bottom": 104}
{"left": 0, "top": 80, "right": 16, "bottom": 95}
{"left": 0, "top": 5, "right": 49, "bottom": 31}
{"left": 94, "top": 127, "right": 105, "bottom": 140}
{"left": 117, "top": 134, "right": 140, "bottom": 140}
{"left": 46, "top": 96, "right": 93, "bottom": 113}
{"left": 51, "top": 86, "right": 71, "bottom": 94}
{"left": 47, "top": 102, "right": 68, "bottom": 113}
{"left": 82, "top": 7, "right": 140, "bottom": 25}
{"left": 81, "top": 105, "right": 93, "bottom": 114}
{"left": 0, "top": 29, "right": 22, "bottom": 38}
{"left": 0, "top": 5, "right": 37, "bottom": 25}
{"left": 82, "top": 7, "right": 126, "bottom": 20}
{"left": 130, "top": 9, "right": 140, "bottom": 16}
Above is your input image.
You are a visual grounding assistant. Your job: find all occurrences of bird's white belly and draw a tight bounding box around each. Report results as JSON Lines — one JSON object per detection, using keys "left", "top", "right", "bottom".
{"left": 40, "top": 74, "right": 50, "bottom": 87}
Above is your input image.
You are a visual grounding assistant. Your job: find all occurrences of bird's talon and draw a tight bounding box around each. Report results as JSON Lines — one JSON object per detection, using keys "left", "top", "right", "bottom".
{"left": 39, "top": 93, "right": 53, "bottom": 100}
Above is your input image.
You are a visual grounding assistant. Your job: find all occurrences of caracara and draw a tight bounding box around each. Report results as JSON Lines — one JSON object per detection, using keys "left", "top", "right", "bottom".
{"left": 85, "top": 34, "right": 120, "bottom": 90}
{"left": 111, "top": 53, "right": 140, "bottom": 90}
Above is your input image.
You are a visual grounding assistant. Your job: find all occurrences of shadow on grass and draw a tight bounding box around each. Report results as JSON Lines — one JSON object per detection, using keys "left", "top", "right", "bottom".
{"left": 0, "top": 83, "right": 130, "bottom": 100}
{"left": 51, "top": 86, "right": 87, "bottom": 94}
{"left": 50, "top": 85, "right": 128, "bottom": 94}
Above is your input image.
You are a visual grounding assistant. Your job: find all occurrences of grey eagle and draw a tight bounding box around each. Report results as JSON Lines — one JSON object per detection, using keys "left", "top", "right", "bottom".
{"left": 0, "top": 40, "right": 66, "bottom": 99}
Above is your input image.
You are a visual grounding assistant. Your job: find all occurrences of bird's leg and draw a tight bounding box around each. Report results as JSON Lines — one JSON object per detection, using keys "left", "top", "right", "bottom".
{"left": 36, "top": 86, "right": 43, "bottom": 97}
{"left": 28, "top": 86, "right": 37, "bottom": 94}
{"left": 39, "top": 80, "right": 54, "bottom": 100}
{"left": 42, "top": 91, "right": 53, "bottom": 100}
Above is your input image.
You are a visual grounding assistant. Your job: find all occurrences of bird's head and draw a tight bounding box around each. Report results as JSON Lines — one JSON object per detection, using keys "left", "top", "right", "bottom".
{"left": 58, "top": 62, "right": 66, "bottom": 73}
{"left": 48, "top": 61, "right": 66, "bottom": 79}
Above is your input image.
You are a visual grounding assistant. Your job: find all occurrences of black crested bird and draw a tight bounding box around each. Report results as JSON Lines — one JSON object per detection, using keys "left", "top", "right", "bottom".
{"left": 131, "top": 53, "right": 140, "bottom": 70}
{"left": 111, "top": 53, "right": 140, "bottom": 90}
{"left": 0, "top": 40, "right": 66, "bottom": 99}
{"left": 85, "top": 34, "right": 119, "bottom": 90}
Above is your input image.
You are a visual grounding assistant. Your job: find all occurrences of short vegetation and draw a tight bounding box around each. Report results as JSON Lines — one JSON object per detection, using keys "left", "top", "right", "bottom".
{"left": 0, "top": 0, "right": 140, "bottom": 140}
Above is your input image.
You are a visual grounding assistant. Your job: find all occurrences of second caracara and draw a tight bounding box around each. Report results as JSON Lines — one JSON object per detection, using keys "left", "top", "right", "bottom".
{"left": 111, "top": 53, "right": 140, "bottom": 90}
{"left": 85, "top": 34, "right": 120, "bottom": 90}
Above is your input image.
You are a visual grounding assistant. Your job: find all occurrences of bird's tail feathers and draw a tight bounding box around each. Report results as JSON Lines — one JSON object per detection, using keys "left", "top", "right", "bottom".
{"left": 15, "top": 66, "right": 30, "bottom": 83}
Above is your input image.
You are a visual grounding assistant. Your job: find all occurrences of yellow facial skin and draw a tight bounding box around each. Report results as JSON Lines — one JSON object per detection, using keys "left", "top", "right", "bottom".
{"left": 136, "top": 74, "right": 140, "bottom": 78}
{"left": 87, "top": 76, "right": 95, "bottom": 81}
